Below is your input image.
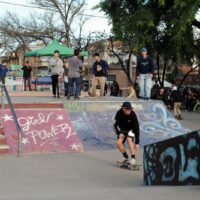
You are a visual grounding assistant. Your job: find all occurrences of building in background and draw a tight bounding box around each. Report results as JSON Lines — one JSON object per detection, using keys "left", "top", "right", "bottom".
{"left": 1, "top": 39, "right": 199, "bottom": 92}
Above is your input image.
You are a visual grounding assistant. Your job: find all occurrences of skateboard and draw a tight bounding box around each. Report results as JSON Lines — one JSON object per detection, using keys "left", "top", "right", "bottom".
{"left": 116, "top": 161, "right": 141, "bottom": 170}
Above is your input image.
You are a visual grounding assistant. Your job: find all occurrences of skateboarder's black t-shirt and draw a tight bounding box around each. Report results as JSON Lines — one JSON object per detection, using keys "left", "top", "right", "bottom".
{"left": 114, "top": 109, "right": 140, "bottom": 144}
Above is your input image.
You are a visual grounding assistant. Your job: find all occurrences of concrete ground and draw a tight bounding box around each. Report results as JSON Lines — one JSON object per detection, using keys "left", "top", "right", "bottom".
{"left": 0, "top": 95, "right": 199, "bottom": 200}
{"left": 0, "top": 150, "right": 200, "bottom": 200}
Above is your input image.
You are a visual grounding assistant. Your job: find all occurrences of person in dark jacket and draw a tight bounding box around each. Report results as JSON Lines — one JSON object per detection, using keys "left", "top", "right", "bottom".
{"left": 136, "top": 48, "right": 154, "bottom": 100}
{"left": 0, "top": 60, "right": 9, "bottom": 85}
{"left": 110, "top": 80, "right": 119, "bottom": 96}
{"left": 91, "top": 53, "right": 109, "bottom": 97}
{"left": 21, "top": 61, "right": 33, "bottom": 91}
{"left": 63, "top": 57, "right": 68, "bottom": 97}
{"left": 114, "top": 102, "right": 140, "bottom": 166}
{"left": 151, "top": 80, "right": 160, "bottom": 99}
{"left": 171, "top": 86, "right": 183, "bottom": 120}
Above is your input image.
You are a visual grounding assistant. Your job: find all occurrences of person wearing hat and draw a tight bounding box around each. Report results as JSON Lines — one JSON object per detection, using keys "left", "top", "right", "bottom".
{"left": 113, "top": 101, "right": 140, "bottom": 165}
{"left": 136, "top": 48, "right": 154, "bottom": 100}
{"left": 171, "top": 86, "right": 183, "bottom": 120}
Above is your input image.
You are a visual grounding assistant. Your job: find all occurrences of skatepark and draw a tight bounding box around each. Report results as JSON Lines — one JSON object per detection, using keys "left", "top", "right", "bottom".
{"left": 0, "top": 91, "right": 199, "bottom": 200}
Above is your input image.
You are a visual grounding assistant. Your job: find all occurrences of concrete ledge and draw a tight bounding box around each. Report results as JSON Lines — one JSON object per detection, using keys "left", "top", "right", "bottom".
{"left": 143, "top": 130, "right": 200, "bottom": 185}
{"left": 1, "top": 103, "right": 64, "bottom": 109}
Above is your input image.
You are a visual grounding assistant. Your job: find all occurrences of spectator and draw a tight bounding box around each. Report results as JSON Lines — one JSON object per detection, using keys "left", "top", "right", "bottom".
{"left": 63, "top": 57, "right": 68, "bottom": 97}
{"left": 185, "top": 88, "right": 193, "bottom": 111}
{"left": 104, "top": 82, "right": 108, "bottom": 96}
{"left": 156, "top": 87, "right": 165, "bottom": 101}
{"left": 110, "top": 80, "right": 120, "bottom": 96}
{"left": 67, "top": 49, "right": 84, "bottom": 100}
{"left": 136, "top": 48, "right": 154, "bottom": 100}
{"left": 127, "top": 83, "right": 137, "bottom": 99}
{"left": 91, "top": 53, "right": 109, "bottom": 97}
{"left": 151, "top": 80, "right": 160, "bottom": 99}
{"left": 163, "top": 88, "right": 172, "bottom": 109}
{"left": 134, "top": 82, "right": 140, "bottom": 98}
{"left": 48, "top": 50, "right": 64, "bottom": 98}
{"left": 0, "top": 59, "right": 9, "bottom": 85}
{"left": 21, "top": 61, "right": 33, "bottom": 91}
{"left": 171, "top": 86, "right": 183, "bottom": 120}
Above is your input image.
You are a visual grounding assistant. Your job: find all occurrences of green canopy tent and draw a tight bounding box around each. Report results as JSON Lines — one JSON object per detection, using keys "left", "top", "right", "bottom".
{"left": 24, "top": 40, "right": 88, "bottom": 57}
{"left": 35, "top": 40, "right": 74, "bottom": 56}
{"left": 24, "top": 51, "right": 37, "bottom": 57}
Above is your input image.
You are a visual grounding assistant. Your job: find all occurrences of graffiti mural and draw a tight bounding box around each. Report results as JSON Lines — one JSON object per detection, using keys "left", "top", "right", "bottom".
{"left": 65, "top": 100, "right": 190, "bottom": 150}
{"left": 143, "top": 130, "right": 200, "bottom": 185}
{"left": 0, "top": 109, "right": 84, "bottom": 154}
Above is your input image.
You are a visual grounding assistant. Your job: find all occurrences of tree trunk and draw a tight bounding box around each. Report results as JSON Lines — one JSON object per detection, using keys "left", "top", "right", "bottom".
{"left": 178, "top": 65, "right": 199, "bottom": 89}
{"left": 156, "top": 52, "right": 161, "bottom": 85}
{"left": 109, "top": 36, "right": 134, "bottom": 84}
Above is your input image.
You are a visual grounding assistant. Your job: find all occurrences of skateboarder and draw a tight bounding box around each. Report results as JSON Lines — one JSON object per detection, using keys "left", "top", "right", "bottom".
{"left": 114, "top": 102, "right": 140, "bottom": 166}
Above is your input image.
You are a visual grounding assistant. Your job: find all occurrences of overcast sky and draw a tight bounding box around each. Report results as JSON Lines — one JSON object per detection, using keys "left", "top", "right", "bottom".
{"left": 0, "top": 0, "right": 111, "bottom": 34}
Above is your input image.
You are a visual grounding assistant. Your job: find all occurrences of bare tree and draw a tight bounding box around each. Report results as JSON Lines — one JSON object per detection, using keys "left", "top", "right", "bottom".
{"left": 32, "top": 0, "right": 86, "bottom": 46}
{"left": 0, "top": 0, "right": 107, "bottom": 68}
{"left": 70, "top": 15, "right": 104, "bottom": 51}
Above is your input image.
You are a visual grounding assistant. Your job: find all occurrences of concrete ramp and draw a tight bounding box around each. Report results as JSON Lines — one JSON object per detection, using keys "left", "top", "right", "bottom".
{"left": 0, "top": 99, "right": 190, "bottom": 154}
{"left": 65, "top": 100, "right": 190, "bottom": 150}
{"left": 0, "top": 109, "right": 84, "bottom": 154}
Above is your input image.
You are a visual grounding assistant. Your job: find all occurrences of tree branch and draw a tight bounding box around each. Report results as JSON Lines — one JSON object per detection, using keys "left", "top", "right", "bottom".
{"left": 178, "top": 65, "right": 199, "bottom": 89}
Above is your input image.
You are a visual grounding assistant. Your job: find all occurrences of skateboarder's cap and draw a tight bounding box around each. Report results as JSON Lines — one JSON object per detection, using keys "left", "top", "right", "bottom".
{"left": 140, "top": 47, "right": 147, "bottom": 52}
{"left": 121, "top": 102, "right": 132, "bottom": 109}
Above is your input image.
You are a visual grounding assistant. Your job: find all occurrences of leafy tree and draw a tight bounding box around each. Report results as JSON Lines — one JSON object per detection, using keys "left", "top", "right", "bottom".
{"left": 98, "top": 0, "right": 200, "bottom": 87}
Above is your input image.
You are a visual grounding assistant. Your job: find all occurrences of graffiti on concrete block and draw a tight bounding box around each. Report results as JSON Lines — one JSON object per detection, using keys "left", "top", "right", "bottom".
{"left": 144, "top": 130, "right": 200, "bottom": 185}
{"left": 0, "top": 109, "right": 84, "bottom": 154}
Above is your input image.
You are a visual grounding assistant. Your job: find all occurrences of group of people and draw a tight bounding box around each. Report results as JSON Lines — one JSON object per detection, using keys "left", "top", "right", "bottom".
{"left": 152, "top": 85, "right": 200, "bottom": 119}
{"left": 48, "top": 50, "right": 109, "bottom": 99}
{"left": 47, "top": 46, "right": 156, "bottom": 100}
{"left": 0, "top": 46, "right": 155, "bottom": 101}
{"left": 48, "top": 49, "right": 84, "bottom": 99}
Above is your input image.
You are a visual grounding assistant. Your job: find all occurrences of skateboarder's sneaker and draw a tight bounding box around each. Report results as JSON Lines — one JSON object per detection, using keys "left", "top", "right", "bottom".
{"left": 117, "top": 158, "right": 129, "bottom": 164}
{"left": 128, "top": 158, "right": 136, "bottom": 166}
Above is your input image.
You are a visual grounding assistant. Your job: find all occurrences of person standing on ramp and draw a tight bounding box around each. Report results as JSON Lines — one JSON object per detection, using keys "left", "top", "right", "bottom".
{"left": 48, "top": 50, "right": 64, "bottom": 98}
{"left": 91, "top": 53, "right": 109, "bottom": 97}
{"left": 136, "top": 48, "right": 154, "bottom": 100}
{"left": 114, "top": 102, "right": 140, "bottom": 165}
